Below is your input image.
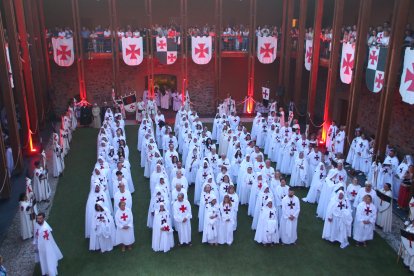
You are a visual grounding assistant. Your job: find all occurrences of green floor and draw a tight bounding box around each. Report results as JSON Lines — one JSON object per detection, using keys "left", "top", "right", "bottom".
{"left": 34, "top": 126, "right": 408, "bottom": 275}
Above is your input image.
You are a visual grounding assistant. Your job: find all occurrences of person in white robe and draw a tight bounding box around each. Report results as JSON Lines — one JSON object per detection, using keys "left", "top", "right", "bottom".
{"left": 147, "top": 189, "right": 170, "bottom": 228}
{"left": 161, "top": 90, "right": 170, "bottom": 110}
{"left": 113, "top": 182, "right": 132, "bottom": 214}
{"left": 202, "top": 196, "right": 220, "bottom": 245}
{"left": 346, "top": 130, "right": 360, "bottom": 165}
{"left": 89, "top": 201, "right": 116, "bottom": 253}
{"left": 290, "top": 152, "right": 308, "bottom": 188}
{"left": 353, "top": 182, "right": 378, "bottom": 209}
{"left": 152, "top": 203, "right": 174, "bottom": 252}
{"left": 19, "top": 193, "right": 34, "bottom": 240}
{"left": 307, "top": 147, "right": 322, "bottom": 187}
{"left": 280, "top": 141, "right": 296, "bottom": 175}
{"left": 248, "top": 173, "right": 265, "bottom": 216}
{"left": 91, "top": 103, "right": 101, "bottom": 128}
{"left": 322, "top": 191, "right": 353, "bottom": 248}
{"left": 333, "top": 126, "right": 346, "bottom": 154}
{"left": 241, "top": 166, "right": 255, "bottom": 205}
{"left": 345, "top": 177, "right": 361, "bottom": 217}
{"left": 236, "top": 154, "right": 253, "bottom": 195}
{"left": 198, "top": 183, "right": 215, "bottom": 232}
{"left": 352, "top": 133, "right": 369, "bottom": 172}
{"left": 227, "top": 185, "right": 239, "bottom": 230}
{"left": 33, "top": 213, "right": 63, "bottom": 276}
{"left": 252, "top": 186, "right": 274, "bottom": 230}
{"left": 302, "top": 162, "right": 326, "bottom": 203}
{"left": 51, "top": 133, "right": 64, "bottom": 177}
{"left": 218, "top": 195, "right": 235, "bottom": 245}
{"left": 173, "top": 193, "right": 192, "bottom": 246}
{"left": 33, "top": 161, "right": 51, "bottom": 202}
{"left": 393, "top": 155, "right": 412, "bottom": 200}
{"left": 275, "top": 178, "right": 289, "bottom": 222}
{"left": 254, "top": 200, "right": 279, "bottom": 246}
{"left": 375, "top": 183, "right": 392, "bottom": 233}
{"left": 194, "top": 160, "right": 213, "bottom": 205}
{"left": 280, "top": 188, "right": 300, "bottom": 244}
{"left": 402, "top": 221, "right": 414, "bottom": 271}
{"left": 115, "top": 201, "right": 135, "bottom": 251}
{"left": 326, "top": 121, "right": 338, "bottom": 152}
{"left": 353, "top": 195, "right": 377, "bottom": 246}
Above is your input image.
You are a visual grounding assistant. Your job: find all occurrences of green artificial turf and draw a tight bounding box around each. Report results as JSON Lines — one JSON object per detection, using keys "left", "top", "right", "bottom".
{"left": 34, "top": 125, "right": 409, "bottom": 275}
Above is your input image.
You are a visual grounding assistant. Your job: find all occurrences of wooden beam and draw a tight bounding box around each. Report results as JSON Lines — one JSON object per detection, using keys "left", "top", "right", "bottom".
{"left": 13, "top": 0, "right": 40, "bottom": 141}
{"left": 345, "top": 0, "right": 372, "bottom": 147}
{"left": 278, "top": 0, "right": 288, "bottom": 87}
{"left": 293, "top": 0, "right": 307, "bottom": 111}
{"left": 2, "top": 0, "right": 31, "bottom": 154}
{"left": 375, "top": 0, "right": 410, "bottom": 158}
{"left": 0, "top": 9, "right": 23, "bottom": 172}
{"left": 36, "top": 0, "right": 53, "bottom": 91}
{"left": 23, "top": 0, "right": 45, "bottom": 124}
{"left": 109, "top": 0, "right": 121, "bottom": 96}
{"left": 322, "top": 0, "right": 344, "bottom": 139}
{"left": 0, "top": 123, "right": 12, "bottom": 198}
{"left": 307, "top": 0, "right": 324, "bottom": 122}
{"left": 283, "top": 0, "right": 295, "bottom": 103}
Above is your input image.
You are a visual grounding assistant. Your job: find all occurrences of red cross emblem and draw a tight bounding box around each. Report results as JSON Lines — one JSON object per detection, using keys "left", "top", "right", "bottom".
{"left": 350, "top": 190, "right": 357, "bottom": 197}
{"left": 260, "top": 43, "right": 274, "bottom": 58}
{"left": 224, "top": 206, "right": 231, "bottom": 214}
{"left": 97, "top": 214, "right": 105, "bottom": 222}
{"left": 369, "top": 50, "right": 378, "bottom": 65}
{"left": 195, "top": 43, "right": 209, "bottom": 58}
{"left": 179, "top": 204, "right": 187, "bottom": 213}
{"left": 375, "top": 73, "right": 384, "bottom": 89}
{"left": 342, "top": 53, "right": 354, "bottom": 75}
{"left": 306, "top": 46, "right": 313, "bottom": 63}
{"left": 167, "top": 53, "right": 177, "bottom": 63}
{"left": 258, "top": 182, "right": 262, "bottom": 189}
{"left": 364, "top": 206, "right": 372, "bottom": 215}
{"left": 404, "top": 63, "right": 414, "bottom": 92}
{"left": 126, "top": 44, "right": 140, "bottom": 59}
{"left": 258, "top": 164, "right": 264, "bottom": 170}
{"left": 121, "top": 213, "right": 128, "bottom": 221}
{"left": 120, "top": 196, "right": 127, "bottom": 202}
{"left": 262, "top": 90, "right": 268, "bottom": 98}
{"left": 57, "top": 45, "right": 71, "bottom": 61}
{"left": 43, "top": 230, "right": 49, "bottom": 240}
{"left": 157, "top": 39, "right": 167, "bottom": 50}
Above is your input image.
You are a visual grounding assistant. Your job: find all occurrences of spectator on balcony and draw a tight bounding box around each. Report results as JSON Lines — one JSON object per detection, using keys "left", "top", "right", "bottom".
{"left": 58, "top": 28, "right": 66, "bottom": 39}
{"left": 242, "top": 27, "right": 249, "bottom": 52}
{"left": 380, "top": 29, "right": 390, "bottom": 47}
{"left": 90, "top": 30, "right": 98, "bottom": 53}
{"left": 95, "top": 25, "right": 104, "bottom": 53}
{"left": 367, "top": 30, "right": 377, "bottom": 47}
{"left": 104, "top": 28, "right": 111, "bottom": 52}
{"left": 81, "top": 27, "right": 91, "bottom": 52}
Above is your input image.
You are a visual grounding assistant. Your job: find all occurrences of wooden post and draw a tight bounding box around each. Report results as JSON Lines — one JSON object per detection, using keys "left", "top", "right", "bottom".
{"left": 0, "top": 123, "right": 12, "bottom": 198}
{"left": 282, "top": 0, "right": 294, "bottom": 103}
{"left": 13, "top": 0, "right": 40, "bottom": 141}
{"left": 2, "top": 0, "right": 31, "bottom": 154}
{"left": 28, "top": 0, "right": 49, "bottom": 118}
{"left": 109, "top": 0, "right": 121, "bottom": 96}
{"left": 246, "top": 0, "right": 256, "bottom": 111}
{"left": 23, "top": 0, "right": 46, "bottom": 125}
{"left": 0, "top": 10, "right": 23, "bottom": 171}
{"left": 214, "top": 0, "right": 222, "bottom": 103}
{"left": 345, "top": 0, "right": 372, "bottom": 148}
{"left": 278, "top": 0, "right": 288, "bottom": 86}
{"left": 36, "top": 0, "right": 53, "bottom": 90}
{"left": 293, "top": 0, "right": 307, "bottom": 112}
{"left": 306, "top": 0, "right": 324, "bottom": 124}
{"left": 374, "top": 0, "right": 410, "bottom": 158}
{"left": 71, "top": 0, "right": 87, "bottom": 100}
{"left": 322, "top": 0, "right": 344, "bottom": 142}
{"left": 180, "top": 0, "right": 188, "bottom": 100}
{"left": 146, "top": 0, "right": 154, "bottom": 99}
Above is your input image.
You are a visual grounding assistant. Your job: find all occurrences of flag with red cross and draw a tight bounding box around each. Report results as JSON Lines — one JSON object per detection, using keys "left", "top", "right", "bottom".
{"left": 304, "top": 39, "right": 313, "bottom": 71}
{"left": 191, "top": 36, "right": 212, "bottom": 65}
{"left": 52, "top": 37, "right": 74, "bottom": 67}
{"left": 257, "top": 36, "right": 277, "bottom": 64}
{"left": 156, "top": 36, "right": 178, "bottom": 65}
{"left": 122, "top": 94, "right": 137, "bottom": 113}
{"left": 399, "top": 48, "right": 414, "bottom": 105}
{"left": 122, "top": 37, "right": 143, "bottom": 66}
{"left": 340, "top": 43, "right": 355, "bottom": 84}
{"left": 366, "top": 45, "right": 388, "bottom": 93}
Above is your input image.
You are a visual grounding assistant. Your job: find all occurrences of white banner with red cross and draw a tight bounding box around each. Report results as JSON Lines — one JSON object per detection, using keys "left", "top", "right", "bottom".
{"left": 52, "top": 37, "right": 74, "bottom": 67}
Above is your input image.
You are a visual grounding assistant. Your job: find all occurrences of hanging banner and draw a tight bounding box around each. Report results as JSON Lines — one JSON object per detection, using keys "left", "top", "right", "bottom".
{"left": 52, "top": 37, "right": 74, "bottom": 67}
{"left": 339, "top": 43, "right": 355, "bottom": 84}
{"left": 304, "top": 39, "right": 313, "bottom": 71}
{"left": 262, "top": 87, "right": 270, "bottom": 100}
{"left": 257, "top": 36, "right": 277, "bottom": 64}
{"left": 366, "top": 46, "right": 388, "bottom": 93}
{"left": 191, "top": 36, "right": 212, "bottom": 65}
{"left": 156, "top": 36, "right": 177, "bottom": 65}
{"left": 399, "top": 48, "right": 414, "bottom": 105}
{"left": 121, "top": 37, "right": 143, "bottom": 66}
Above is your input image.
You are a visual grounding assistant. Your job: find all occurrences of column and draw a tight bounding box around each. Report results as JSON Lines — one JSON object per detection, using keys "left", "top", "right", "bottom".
{"left": 293, "top": 0, "right": 308, "bottom": 111}
{"left": 374, "top": 0, "right": 410, "bottom": 158}
{"left": 72, "top": 0, "right": 87, "bottom": 100}
{"left": 345, "top": 0, "right": 372, "bottom": 147}
{"left": 282, "top": 0, "right": 294, "bottom": 103}
{"left": 306, "top": 0, "right": 324, "bottom": 122}
{"left": 321, "top": 0, "right": 344, "bottom": 142}
{"left": 0, "top": 124, "right": 11, "bottom": 198}
{"left": 0, "top": 10, "right": 23, "bottom": 171}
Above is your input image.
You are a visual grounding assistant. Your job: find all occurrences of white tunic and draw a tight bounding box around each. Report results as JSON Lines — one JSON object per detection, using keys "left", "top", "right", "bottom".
{"left": 280, "top": 195, "right": 300, "bottom": 244}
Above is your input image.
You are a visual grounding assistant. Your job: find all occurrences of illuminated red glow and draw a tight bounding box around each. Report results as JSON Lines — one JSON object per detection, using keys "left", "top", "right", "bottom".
{"left": 181, "top": 78, "right": 187, "bottom": 104}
